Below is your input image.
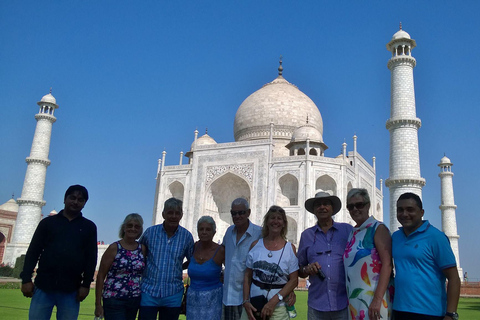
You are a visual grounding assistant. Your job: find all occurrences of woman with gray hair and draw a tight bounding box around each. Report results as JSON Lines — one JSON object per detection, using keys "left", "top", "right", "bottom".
{"left": 186, "top": 215, "right": 225, "bottom": 320}
{"left": 343, "top": 189, "right": 394, "bottom": 320}
{"left": 95, "top": 213, "right": 146, "bottom": 320}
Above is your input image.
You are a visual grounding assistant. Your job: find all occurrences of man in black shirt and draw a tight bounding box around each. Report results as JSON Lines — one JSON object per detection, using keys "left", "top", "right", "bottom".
{"left": 20, "top": 185, "right": 97, "bottom": 320}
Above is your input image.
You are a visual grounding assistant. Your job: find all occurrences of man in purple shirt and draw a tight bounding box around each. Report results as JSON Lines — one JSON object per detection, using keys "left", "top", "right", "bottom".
{"left": 298, "top": 191, "right": 353, "bottom": 320}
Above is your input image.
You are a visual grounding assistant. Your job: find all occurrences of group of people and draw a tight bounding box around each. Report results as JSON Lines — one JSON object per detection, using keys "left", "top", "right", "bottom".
{"left": 19, "top": 184, "right": 461, "bottom": 320}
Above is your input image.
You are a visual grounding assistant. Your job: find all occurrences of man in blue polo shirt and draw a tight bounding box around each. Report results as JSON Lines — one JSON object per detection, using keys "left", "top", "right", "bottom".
{"left": 392, "top": 193, "right": 460, "bottom": 320}
{"left": 139, "top": 198, "right": 194, "bottom": 320}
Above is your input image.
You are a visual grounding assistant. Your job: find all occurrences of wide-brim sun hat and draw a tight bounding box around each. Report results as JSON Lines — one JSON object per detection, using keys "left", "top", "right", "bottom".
{"left": 304, "top": 191, "right": 342, "bottom": 215}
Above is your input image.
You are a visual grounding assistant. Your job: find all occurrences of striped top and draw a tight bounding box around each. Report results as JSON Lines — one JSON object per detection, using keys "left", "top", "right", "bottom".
{"left": 140, "top": 224, "right": 194, "bottom": 297}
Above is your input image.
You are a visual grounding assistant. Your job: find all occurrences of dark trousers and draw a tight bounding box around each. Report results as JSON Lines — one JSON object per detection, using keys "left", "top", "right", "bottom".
{"left": 139, "top": 306, "right": 182, "bottom": 320}
{"left": 103, "top": 296, "right": 141, "bottom": 320}
{"left": 394, "top": 310, "right": 444, "bottom": 320}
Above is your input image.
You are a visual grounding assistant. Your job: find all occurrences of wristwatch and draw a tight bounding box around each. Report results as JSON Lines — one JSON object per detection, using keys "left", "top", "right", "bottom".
{"left": 445, "top": 312, "right": 459, "bottom": 320}
{"left": 276, "top": 293, "right": 283, "bottom": 301}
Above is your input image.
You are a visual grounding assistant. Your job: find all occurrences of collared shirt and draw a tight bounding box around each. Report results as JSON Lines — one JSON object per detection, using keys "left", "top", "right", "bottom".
{"left": 222, "top": 221, "right": 262, "bottom": 306}
{"left": 297, "top": 221, "right": 353, "bottom": 312}
{"left": 392, "top": 220, "right": 456, "bottom": 316}
{"left": 20, "top": 210, "right": 98, "bottom": 293}
{"left": 140, "top": 224, "right": 194, "bottom": 298}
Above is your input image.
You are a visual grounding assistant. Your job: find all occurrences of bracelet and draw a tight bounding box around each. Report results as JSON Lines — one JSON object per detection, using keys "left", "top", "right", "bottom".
{"left": 242, "top": 299, "right": 250, "bottom": 305}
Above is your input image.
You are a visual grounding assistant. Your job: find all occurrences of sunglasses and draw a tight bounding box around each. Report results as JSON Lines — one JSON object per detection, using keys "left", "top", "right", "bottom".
{"left": 347, "top": 202, "right": 367, "bottom": 211}
{"left": 231, "top": 210, "right": 247, "bottom": 216}
{"left": 269, "top": 208, "right": 285, "bottom": 214}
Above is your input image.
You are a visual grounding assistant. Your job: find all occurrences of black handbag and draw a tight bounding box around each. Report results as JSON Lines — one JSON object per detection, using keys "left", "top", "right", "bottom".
{"left": 250, "top": 295, "right": 269, "bottom": 320}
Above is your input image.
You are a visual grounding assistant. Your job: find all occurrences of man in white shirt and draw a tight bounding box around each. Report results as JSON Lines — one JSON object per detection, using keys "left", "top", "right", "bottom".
{"left": 222, "top": 198, "right": 262, "bottom": 320}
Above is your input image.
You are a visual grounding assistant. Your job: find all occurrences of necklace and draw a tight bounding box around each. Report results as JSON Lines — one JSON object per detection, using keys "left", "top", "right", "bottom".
{"left": 266, "top": 238, "right": 279, "bottom": 258}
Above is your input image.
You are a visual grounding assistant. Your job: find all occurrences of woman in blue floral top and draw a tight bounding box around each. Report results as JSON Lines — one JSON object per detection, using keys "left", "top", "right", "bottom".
{"left": 95, "top": 213, "right": 146, "bottom": 320}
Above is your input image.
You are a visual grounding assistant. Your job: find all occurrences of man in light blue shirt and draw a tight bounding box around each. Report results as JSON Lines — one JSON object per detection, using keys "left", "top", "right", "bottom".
{"left": 139, "top": 198, "right": 194, "bottom": 320}
{"left": 392, "top": 193, "right": 460, "bottom": 320}
{"left": 222, "top": 198, "right": 262, "bottom": 320}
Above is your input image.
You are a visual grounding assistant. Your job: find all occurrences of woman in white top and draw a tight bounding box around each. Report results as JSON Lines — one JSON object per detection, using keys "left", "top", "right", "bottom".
{"left": 243, "top": 206, "right": 299, "bottom": 320}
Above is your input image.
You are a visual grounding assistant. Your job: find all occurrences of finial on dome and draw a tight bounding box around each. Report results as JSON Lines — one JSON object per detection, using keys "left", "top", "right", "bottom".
{"left": 278, "top": 55, "right": 283, "bottom": 76}
{"left": 49, "top": 87, "right": 52, "bottom": 94}
{"left": 399, "top": 22, "right": 402, "bottom": 30}
{"left": 11, "top": 193, "right": 14, "bottom": 199}
{"left": 205, "top": 128, "right": 208, "bottom": 134}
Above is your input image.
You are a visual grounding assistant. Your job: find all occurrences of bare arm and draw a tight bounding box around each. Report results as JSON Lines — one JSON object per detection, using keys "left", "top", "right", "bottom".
{"left": 213, "top": 245, "right": 225, "bottom": 266}
{"left": 369, "top": 224, "right": 392, "bottom": 319}
{"left": 243, "top": 267, "right": 256, "bottom": 320}
{"left": 94, "top": 243, "right": 117, "bottom": 317}
{"left": 443, "top": 266, "right": 460, "bottom": 320}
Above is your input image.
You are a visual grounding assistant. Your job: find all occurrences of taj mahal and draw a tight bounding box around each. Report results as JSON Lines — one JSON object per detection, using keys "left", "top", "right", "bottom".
{"left": 0, "top": 27, "right": 463, "bottom": 280}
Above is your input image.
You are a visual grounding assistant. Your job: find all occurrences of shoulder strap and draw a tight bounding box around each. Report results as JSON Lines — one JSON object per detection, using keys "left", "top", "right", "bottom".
{"left": 269, "top": 242, "right": 286, "bottom": 284}
{"left": 212, "top": 244, "right": 221, "bottom": 258}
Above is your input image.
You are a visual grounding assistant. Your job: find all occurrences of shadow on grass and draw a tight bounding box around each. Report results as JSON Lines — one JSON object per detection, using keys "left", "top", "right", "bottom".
{"left": 0, "top": 305, "right": 29, "bottom": 311}
{"left": 462, "top": 302, "right": 480, "bottom": 311}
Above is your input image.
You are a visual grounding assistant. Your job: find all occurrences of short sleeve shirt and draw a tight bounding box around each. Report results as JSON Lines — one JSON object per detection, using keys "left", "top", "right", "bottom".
{"left": 392, "top": 220, "right": 456, "bottom": 316}
{"left": 140, "top": 224, "right": 194, "bottom": 298}
{"left": 222, "top": 221, "right": 262, "bottom": 306}
{"left": 297, "top": 221, "right": 353, "bottom": 312}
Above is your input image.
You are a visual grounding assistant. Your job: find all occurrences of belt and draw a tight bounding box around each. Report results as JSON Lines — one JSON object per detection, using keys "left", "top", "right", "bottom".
{"left": 252, "top": 278, "right": 285, "bottom": 290}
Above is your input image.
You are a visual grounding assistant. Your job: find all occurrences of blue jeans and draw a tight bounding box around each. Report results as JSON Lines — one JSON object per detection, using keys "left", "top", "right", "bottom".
{"left": 103, "top": 296, "right": 141, "bottom": 320}
{"left": 29, "top": 287, "right": 79, "bottom": 320}
{"left": 139, "top": 290, "right": 183, "bottom": 320}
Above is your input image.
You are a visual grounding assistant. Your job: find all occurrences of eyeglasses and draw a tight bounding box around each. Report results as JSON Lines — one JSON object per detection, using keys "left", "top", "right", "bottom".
{"left": 347, "top": 202, "right": 367, "bottom": 211}
{"left": 231, "top": 210, "right": 247, "bottom": 216}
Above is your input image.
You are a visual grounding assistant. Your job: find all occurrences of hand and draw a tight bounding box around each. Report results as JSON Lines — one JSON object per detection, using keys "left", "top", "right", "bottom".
{"left": 21, "top": 282, "right": 34, "bottom": 298}
{"left": 243, "top": 301, "right": 257, "bottom": 320}
{"left": 303, "top": 262, "right": 321, "bottom": 276}
{"left": 261, "top": 300, "right": 276, "bottom": 320}
{"left": 76, "top": 286, "right": 90, "bottom": 302}
{"left": 94, "top": 304, "right": 104, "bottom": 318}
{"left": 285, "top": 291, "right": 296, "bottom": 306}
{"left": 368, "top": 297, "right": 382, "bottom": 319}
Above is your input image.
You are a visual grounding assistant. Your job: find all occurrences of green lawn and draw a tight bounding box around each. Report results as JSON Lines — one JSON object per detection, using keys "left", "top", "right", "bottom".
{"left": 0, "top": 288, "right": 479, "bottom": 319}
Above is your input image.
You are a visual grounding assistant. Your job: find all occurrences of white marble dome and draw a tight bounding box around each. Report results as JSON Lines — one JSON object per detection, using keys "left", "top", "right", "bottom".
{"left": 0, "top": 199, "right": 18, "bottom": 212}
{"left": 190, "top": 133, "right": 217, "bottom": 149}
{"left": 392, "top": 29, "right": 411, "bottom": 40}
{"left": 234, "top": 75, "right": 323, "bottom": 142}
{"left": 440, "top": 155, "right": 452, "bottom": 165}
{"left": 40, "top": 93, "right": 57, "bottom": 104}
{"left": 291, "top": 123, "right": 323, "bottom": 143}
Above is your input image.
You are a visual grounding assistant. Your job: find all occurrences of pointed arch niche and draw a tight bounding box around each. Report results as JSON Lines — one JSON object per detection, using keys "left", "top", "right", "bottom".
{"left": 347, "top": 181, "right": 353, "bottom": 194}
{"left": 167, "top": 181, "right": 185, "bottom": 201}
{"left": 286, "top": 216, "right": 298, "bottom": 245}
{"left": 315, "top": 174, "right": 337, "bottom": 196}
{"left": 278, "top": 174, "right": 299, "bottom": 206}
{"left": 205, "top": 172, "right": 251, "bottom": 229}
{"left": 376, "top": 202, "right": 382, "bottom": 218}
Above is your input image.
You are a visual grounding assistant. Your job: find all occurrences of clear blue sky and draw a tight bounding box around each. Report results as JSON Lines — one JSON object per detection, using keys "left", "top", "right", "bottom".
{"left": 1, "top": 1, "right": 479, "bottom": 279}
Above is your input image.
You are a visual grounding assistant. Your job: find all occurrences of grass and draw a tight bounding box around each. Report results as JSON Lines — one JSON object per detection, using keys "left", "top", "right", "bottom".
{"left": 0, "top": 288, "right": 479, "bottom": 319}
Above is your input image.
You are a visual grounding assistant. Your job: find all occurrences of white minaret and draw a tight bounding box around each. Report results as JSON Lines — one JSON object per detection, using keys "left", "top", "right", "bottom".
{"left": 3, "top": 92, "right": 58, "bottom": 265}
{"left": 385, "top": 25, "right": 426, "bottom": 232}
{"left": 438, "top": 155, "right": 463, "bottom": 281}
